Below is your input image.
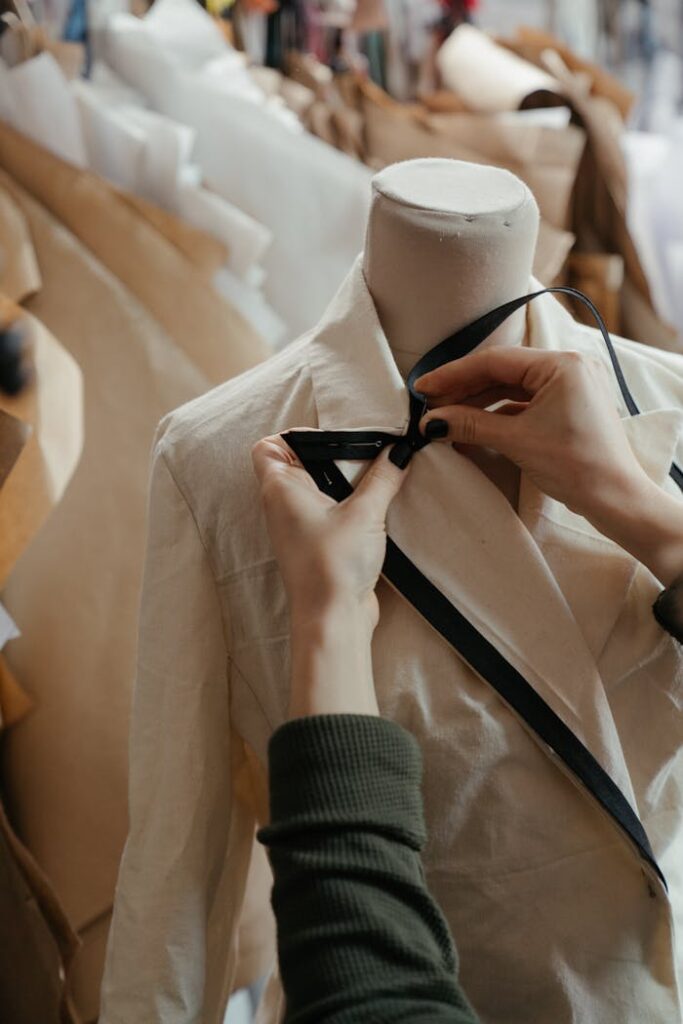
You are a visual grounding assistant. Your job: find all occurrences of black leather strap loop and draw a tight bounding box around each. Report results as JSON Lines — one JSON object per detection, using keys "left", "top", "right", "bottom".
{"left": 281, "top": 286, "right": 678, "bottom": 890}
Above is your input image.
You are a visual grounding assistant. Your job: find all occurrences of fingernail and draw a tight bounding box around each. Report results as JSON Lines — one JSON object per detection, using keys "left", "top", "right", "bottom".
{"left": 424, "top": 418, "right": 448, "bottom": 440}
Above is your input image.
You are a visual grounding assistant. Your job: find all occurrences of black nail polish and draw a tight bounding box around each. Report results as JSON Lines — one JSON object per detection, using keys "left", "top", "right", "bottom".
{"left": 425, "top": 419, "right": 448, "bottom": 440}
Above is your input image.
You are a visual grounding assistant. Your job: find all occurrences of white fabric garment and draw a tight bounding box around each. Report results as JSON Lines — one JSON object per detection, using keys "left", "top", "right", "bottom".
{"left": 104, "top": 0, "right": 373, "bottom": 338}
{"left": 0, "top": 50, "right": 284, "bottom": 345}
{"left": 623, "top": 125, "right": 683, "bottom": 349}
{"left": 175, "top": 181, "right": 272, "bottom": 281}
{"left": 436, "top": 25, "right": 560, "bottom": 114}
{"left": 0, "top": 602, "right": 19, "bottom": 650}
{"left": 0, "top": 52, "right": 87, "bottom": 166}
{"left": 102, "top": 259, "right": 683, "bottom": 1024}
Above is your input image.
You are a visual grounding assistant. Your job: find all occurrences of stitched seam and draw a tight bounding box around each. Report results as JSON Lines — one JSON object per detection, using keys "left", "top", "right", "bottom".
{"left": 158, "top": 443, "right": 282, "bottom": 731}
{"left": 215, "top": 556, "right": 279, "bottom": 587}
{"left": 229, "top": 654, "right": 275, "bottom": 731}
{"left": 158, "top": 447, "right": 236, "bottom": 717}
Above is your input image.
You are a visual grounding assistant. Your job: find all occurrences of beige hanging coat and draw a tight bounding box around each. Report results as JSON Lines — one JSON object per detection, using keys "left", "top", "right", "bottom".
{"left": 102, "top": 259, "right": 683, "bottom": 1024}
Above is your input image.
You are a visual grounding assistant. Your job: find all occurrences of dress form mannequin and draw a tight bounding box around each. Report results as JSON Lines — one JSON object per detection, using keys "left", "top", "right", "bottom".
{"left": 363, "top": 158, "right": 540, "bottom": 507}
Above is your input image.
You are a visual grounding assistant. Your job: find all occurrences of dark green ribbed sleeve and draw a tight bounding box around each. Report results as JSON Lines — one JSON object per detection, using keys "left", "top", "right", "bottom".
{"left": 257, "top": 714, "right": 479, "bottom": 1024}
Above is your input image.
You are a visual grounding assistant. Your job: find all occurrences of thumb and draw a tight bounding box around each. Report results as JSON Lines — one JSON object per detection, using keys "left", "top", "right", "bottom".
{"left": 420, "top": 406, "right": 519, "bottom": 452}
{"left": 350, "top": 448, "right": 408, "bottom": 519}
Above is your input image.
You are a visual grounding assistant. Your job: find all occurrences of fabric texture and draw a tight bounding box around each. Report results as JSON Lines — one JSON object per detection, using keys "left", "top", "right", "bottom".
{"left": 259, "top": 714, "right": 479, "bottom": 1023}
{"left": 102, "top": 259, "right": 683, "bottom": 1024}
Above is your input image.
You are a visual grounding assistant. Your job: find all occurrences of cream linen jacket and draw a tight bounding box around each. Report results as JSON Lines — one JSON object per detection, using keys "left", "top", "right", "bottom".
{"left": 102, "top": 260, "right": 683, "bottom": 1024}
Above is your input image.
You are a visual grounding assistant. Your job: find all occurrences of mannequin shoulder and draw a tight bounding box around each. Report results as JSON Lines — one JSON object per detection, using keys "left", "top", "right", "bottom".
{"left": 151, "top": 334, "right": 316, "bottom": 497}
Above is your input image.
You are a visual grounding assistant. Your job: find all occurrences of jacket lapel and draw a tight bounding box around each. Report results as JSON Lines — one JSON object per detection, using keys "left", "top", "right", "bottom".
{"left": 306, "top": 260, "right": 641, "bottom": 808}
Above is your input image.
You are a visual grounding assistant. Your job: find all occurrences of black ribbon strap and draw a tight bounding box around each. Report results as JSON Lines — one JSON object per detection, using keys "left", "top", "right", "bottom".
{"left": 283, "top": 287, "right": 680, "bottom": 890}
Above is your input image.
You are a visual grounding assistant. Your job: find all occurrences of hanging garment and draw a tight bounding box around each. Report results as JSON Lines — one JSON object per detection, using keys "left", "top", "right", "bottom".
{"left": 0, "top": 792, "right": 80, "bottom": 1024}
{"left": 0, "top": 291, "right": 82, "bottom": 733}
{"left": 105, "top": 0, "right": 373, "bottom": 337}
{"left": 0, "top": 297, "right": 82, "bottom": 1024}
{"left": 102, "top": 257, "right": 683, "bottom": 1024}
{"left": 0, "top": 176, "right": 272, "bottom": 1023}
{"left": 0, "top": 120, "right": 269, "bottom": 376}
{"left": 0, "top": 49, "right": 285, "bottom": 346}
{"left": 0, "top": 294, "right": 82, "bottom": 590}
{"left": 500, "top": 28, "right": 678, "bottom": 351}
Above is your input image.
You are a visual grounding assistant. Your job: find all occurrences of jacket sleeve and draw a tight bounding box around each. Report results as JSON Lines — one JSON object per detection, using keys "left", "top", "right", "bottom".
{"left": 100, "top": 438, "right": 253, "bottom": 1024}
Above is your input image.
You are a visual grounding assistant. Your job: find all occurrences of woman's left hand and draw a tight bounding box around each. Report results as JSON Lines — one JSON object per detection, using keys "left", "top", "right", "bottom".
{"left": 252, "top": 433, "right": 406, "bottom": 629}
{"left": 252, "top": 434, "right": 408, "bottom": 717}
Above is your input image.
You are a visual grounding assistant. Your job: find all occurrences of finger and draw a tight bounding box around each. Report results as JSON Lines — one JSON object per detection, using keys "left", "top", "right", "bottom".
{"left": 450, "top": 405, "right": 526, "bottom": 453}
{"left": 351, "top": 448, "right": 409, "bottom": 518}
{"left": 415, "top": 347, "right": 553, "bottom": 403}
{"left": 420, "top": 405, "right": 522, "bottom": 451}
{"left": 429, "top": 384, "right": 531, "bottom": 410}
{"left": 494, "top": 401, "right": 528, "bottom": 417}
{"left": 251, "top": 434, "right": 302, "bottom": 485}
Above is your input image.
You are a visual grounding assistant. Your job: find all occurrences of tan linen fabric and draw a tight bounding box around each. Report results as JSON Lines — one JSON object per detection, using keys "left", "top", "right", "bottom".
{"left": 503, "top": 25, "right": 635, "bottom": 121}
{"left": 0, "top": 797, "right": 80, "bottom": 1024}
{"left": 359, "top": 82, "right": 585, "bottom": 232}
{"left": 0, "top": 122, "right": 269, "bottom": 378}
{"left": 0, "top": 178, "right": 272, "bottom": 1015}
{"left": 0, "top": 186, "right": 41, "bottom": 302}
{"left": 0, "top": 651, "right": 32, "bottom": 727}
{"left": 0, "top": 296, "right": 83, "bottom": 588}
{"left": 102, "top": 259, "right": 683, "bottom": 1024}
{"left": 0, "top": 407, "right": 29, "bottom": 490}
{"left": 501, "top": 35, "right": 676, "bottom": 350}
{"left": 118, "top": 191, "right": 229, "bottom": 277}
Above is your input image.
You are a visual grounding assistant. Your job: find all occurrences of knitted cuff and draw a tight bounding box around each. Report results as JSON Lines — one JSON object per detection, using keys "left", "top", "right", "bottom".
{"left": 260, "top": 714, "right": 425, "bottom": 850}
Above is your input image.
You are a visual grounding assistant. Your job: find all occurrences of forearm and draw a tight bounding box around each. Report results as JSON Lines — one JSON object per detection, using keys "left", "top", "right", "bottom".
{"left": 288, "top": 603, "right": 378, "bottom": 717}
{"left": 584, "top": 474, "right": 683, "bottom": 587}
{"left": 259, "top": 715, "right": 479, "bottom": 1024}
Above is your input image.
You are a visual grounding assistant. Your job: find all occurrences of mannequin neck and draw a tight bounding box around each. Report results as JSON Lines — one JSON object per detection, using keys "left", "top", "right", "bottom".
{"left": 362, "top": 160, "right": 539, "bottom": 379}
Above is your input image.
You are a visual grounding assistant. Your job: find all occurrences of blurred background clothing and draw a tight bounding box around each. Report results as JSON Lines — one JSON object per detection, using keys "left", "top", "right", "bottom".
{"left": 1, "top": 1, "right": 683, "bottom": 1022}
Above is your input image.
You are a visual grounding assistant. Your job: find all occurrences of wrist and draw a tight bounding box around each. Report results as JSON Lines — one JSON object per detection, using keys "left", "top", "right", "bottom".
{"left": 289, "top": 591, "right": 375, "bottom": 635}
{"left": 288, "top": 601, "right": 379, "bottom": 719}
{"left": 585, "top": 472, "right": 683, "bottom": 586}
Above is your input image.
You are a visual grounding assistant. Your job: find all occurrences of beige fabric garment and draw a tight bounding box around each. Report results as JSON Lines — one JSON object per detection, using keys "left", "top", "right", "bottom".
{"left": 102, "top": 259, "right": 683, "bottom": 1024}
{"left": 0, "top": 186, "right": 41, "bottom": 302}
{"left": 359, "top": 82, "right": 584, "bottom": 232}
{"left": 0, "top": 292, "right": 81, "bottom": 1022}
{"left": 0, "top": 178, "right": 273, "bottom": 1021}
{"left": 503, "top": 25, "right": 635, "bottom": 121}
{"left": 0, "top": 122, "right": 269, "bottom": 379}
{"left": 0, "top": 296, "right": 83, "bottom": 588}
{"left": 0, "top": 795, "right": 80, "bottom": 1024}
{"left": 500, "top": 31, "right": 677, "bottom": 350}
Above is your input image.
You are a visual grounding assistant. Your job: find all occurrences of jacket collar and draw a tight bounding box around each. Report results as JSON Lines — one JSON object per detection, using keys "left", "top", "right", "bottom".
{"left": 306, "top": 259, "right": 683, "bottom": 808}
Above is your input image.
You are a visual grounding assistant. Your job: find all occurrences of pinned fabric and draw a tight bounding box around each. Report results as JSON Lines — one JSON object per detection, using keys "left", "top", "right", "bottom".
{"left": 284, "top": 285, "right": 683, "bottom": 893}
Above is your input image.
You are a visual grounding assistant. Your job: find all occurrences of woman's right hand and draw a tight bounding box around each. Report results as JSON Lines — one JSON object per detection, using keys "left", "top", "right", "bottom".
{"left": 417, "top": 347, "right": 647, "bottom": 522}
{"left": 416, "top": 347, "right": 683, "bottom": 586}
